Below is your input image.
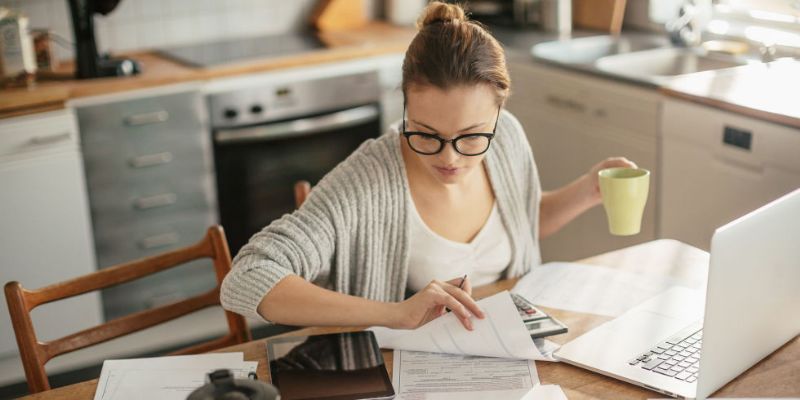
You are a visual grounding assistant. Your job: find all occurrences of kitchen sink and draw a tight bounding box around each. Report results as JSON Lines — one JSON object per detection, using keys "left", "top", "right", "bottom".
{"left": 594, "top": 47, "right": 749, "bottom": 83}
{"left": 532, "top": 34, "right": 670, "bottom": 65}
{"left": 531, "top": 34, "right": 756, "bottom": 85}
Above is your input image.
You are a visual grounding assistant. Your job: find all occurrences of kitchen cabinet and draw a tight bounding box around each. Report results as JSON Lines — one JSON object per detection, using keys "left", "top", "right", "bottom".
{"left": 660, "top": 98, "right": 800, "bottom": 250}
{"left": 506, "top": 60, "right": 660, "bottom": 262}
{"left": 75, "top": 87, "right": 218, "bottom": 321}
{"left": 0, "top": 110, "right": 102, "bottom": 358}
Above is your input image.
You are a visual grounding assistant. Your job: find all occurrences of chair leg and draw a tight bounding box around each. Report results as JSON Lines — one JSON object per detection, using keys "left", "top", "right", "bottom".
{"left": 5, "top": 282, "right": 51, "bottom": 393}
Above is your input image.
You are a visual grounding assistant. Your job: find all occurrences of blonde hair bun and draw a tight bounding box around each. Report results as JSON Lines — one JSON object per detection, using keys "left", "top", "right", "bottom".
{"left": 417, "top": 1, "right": 468, "bottom": 29}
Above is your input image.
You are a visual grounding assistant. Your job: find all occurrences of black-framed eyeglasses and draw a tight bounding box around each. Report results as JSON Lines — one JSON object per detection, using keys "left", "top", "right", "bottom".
{"left": 402, "top": 104, "right": 501, "bottom": 156}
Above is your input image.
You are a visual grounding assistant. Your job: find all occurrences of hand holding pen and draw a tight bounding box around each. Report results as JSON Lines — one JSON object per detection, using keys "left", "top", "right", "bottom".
{"left": 393, "top": 274, "right": 484, "bottom": 331}
{"left": 446, "top": 274, "right": 469, "bottom": 313}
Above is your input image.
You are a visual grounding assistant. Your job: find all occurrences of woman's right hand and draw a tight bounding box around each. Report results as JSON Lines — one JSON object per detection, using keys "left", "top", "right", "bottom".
{"left": 391, "top": 277, "right": 485, "bottom": 330}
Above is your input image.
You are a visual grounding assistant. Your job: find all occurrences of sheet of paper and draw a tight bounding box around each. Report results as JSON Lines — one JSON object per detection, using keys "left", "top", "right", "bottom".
{"left": 520, "top": 384, "right": 568, "bottom": 400}
{"left": 512, "top": 262, "right": 697, "bottom": 317}
{"left": 371, "top": 291, "right": 545, "bottom": 360}
{"left": 392, "top": 349, "right": 539, "bottom": 400}
{"left": 94, "top": 353, "right": 257, "bottom": 400}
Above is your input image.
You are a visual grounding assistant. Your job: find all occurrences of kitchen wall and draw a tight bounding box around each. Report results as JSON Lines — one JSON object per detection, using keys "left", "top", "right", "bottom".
{"left": 0, "top": 0, "right": 378, "bottom": 62}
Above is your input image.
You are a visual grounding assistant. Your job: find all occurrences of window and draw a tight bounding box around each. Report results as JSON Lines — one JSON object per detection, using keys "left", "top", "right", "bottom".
{"left": 714, "top": 0, "right": 800, "bottom": 24}
{"left": 710, "top": 0, "right": 800, "bottom": 48}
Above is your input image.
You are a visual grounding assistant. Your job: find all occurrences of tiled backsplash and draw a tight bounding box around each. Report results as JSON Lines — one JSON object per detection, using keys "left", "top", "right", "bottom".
{"left": 0, "top": 0, "right": 358, "bottom": 62}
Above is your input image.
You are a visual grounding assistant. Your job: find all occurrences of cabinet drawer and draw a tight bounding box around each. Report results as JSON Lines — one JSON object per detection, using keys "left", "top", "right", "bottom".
{"left": 77, "top": 91, "right": 205, "bottom": 147}
{"left": 82, "top": 137, "right": 212, "bottom": 189}
{"left": 80, "top": 122, "right": 209, "bottom": 170}
{"left": 517, "top": 62, "right": 659, "bottom": 138}
{"left": 588, "top": 90, "right": 659, "bottom": 136}
{"left": 0, "top": 110, "right": 79, "bottom": 158}
{"left": 93, "top": 210, "right": 216, "bottom": 268}
{"left": 92, "top": 212, "right": 218, "bottom": 319}
{"left": 100, "top": 257, "right": 218, "bottom": 319}
{"left": 88, "top": 172, "right": 216, "bottom": 232}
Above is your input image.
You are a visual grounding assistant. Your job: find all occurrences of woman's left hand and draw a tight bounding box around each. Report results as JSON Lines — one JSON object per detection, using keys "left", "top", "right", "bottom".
{"left": 585, "top": 157, "right": 638, "bottom": 205}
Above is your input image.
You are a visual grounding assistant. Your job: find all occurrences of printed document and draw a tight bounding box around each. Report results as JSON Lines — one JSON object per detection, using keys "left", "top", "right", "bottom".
{"left": 371, "top": 291, "right": 546, "bottom": 360}
{"left": 94, "top": 352, "right": 257, "bottom": 400}
{"left": 392, "top": 350, "right": 539, "bottom": 400}
{"left": 512, "top": 262, "right": 698, "bottom": 317}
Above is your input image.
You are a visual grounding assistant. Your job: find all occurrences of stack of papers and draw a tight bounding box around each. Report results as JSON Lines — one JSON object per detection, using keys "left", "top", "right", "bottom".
{"left": 391, "top": 349, "right": 568, "bottom": 400}
{"left": 512, "top": 262, "right": 702, "bottom": 317}
{"left": 371, "top": 291, "right": 548, "bottom": 360}
{"left": 94, "top": 352, "right": 257, "bottom": 400}
{"left": 392, "top": 350, "right": 540, "bottom": 400}
{"left": 371, "top": 292, "right": 563, "bottom": 399}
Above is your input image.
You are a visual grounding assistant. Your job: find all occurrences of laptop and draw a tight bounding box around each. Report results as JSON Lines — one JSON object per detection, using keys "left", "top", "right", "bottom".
{"left": 554, "top": 189, "right": 800, "bottom": 399}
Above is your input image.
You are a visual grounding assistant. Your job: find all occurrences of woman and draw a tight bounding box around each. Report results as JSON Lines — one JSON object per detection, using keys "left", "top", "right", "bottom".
{"left": 221, "top": 2, "right": 635, "bottom": 331}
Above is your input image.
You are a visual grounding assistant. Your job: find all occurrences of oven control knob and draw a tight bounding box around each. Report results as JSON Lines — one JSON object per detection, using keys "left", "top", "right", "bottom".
{"left": 250, "top": 104, "right": 264, "bottom": 114}
{"left": 223, "top": 108, "right": 238, "bottom": 119}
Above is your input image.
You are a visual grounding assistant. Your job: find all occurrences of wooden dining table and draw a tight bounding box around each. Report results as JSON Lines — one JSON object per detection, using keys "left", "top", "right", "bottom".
{"left": 23, "top": 239, "right": 800, "bottom": 399}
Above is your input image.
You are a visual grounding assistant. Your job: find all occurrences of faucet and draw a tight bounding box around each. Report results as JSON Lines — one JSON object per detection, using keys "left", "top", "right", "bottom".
{"left": 666, "top": 1, "right": 701, "bottom": 47}
{"left": 759, "top": 43, "right": 778, "bottom": 63}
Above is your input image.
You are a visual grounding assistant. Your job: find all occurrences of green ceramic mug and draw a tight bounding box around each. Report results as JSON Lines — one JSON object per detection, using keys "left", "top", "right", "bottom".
{"left": 598, "top": 167, "right": 650, "bottom": 236}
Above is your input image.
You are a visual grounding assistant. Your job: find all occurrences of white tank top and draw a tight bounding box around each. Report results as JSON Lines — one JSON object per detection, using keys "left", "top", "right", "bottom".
{"left": 406, "top": 194, "right": 512, "bottom": 292}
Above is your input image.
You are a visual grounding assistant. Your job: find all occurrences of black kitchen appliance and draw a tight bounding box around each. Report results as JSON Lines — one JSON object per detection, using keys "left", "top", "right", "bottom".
{"left": 209, "top": 70, "right": 382, "bottom": 254}
{"left": 66, "top": 0, "right": 142, "bottom": 79}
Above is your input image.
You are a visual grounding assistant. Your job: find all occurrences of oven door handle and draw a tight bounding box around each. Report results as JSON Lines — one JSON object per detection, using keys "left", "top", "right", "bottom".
{"left": 214, "top": 104, "right": 379, "bottom": 144}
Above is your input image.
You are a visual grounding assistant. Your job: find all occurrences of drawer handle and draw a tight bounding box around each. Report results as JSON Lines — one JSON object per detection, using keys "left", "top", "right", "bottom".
{"left": 29, "top": 132, "right": 71, "bottom": 145}
{"left": 124, "top": 111, "right": 169, "bottom": 126}
{"left": 545, "top": 95, "right": 586, "bottom": 113}
{"left": 133, "top": 193, "right": 177, "bottom": 210}
{"left": 138, "top": 232, "right": 180, "bottom": 250}
{"left": 129, "top": 152, "right": 174, "bottom": 168}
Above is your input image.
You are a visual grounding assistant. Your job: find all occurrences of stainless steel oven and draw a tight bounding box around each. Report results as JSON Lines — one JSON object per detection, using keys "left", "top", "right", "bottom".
{"left": 209, "top": 71, "right": 382, "bottom": 254}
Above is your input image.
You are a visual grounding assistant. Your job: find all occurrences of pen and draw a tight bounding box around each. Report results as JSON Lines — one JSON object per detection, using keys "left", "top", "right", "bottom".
{"left": 457, "top": 274, "right": 467, "bottom": 290}
{"left": 446, "top": 274, "right": 469, "bottom": 313}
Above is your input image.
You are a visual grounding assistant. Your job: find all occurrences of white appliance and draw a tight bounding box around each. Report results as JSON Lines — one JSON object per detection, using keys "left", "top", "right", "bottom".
{"left": 555, "top": 189, "right": 800, "bottom": 399}
{"left": 0, "top": 110, "right": 103, "bottom": 357}
{"left": 659, "top": 98, "right": 800, "bottom": 250}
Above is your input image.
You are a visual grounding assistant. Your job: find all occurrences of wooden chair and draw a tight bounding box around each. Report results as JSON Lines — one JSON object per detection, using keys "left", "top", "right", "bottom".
{"left": 294, "top": 180, "right": 311, "bottom": 208}
{"left": 4, "top": 225, "right": 251, "bottom": 393}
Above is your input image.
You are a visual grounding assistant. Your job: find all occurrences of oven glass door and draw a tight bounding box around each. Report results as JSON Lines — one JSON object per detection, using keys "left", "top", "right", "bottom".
{"left": 214, "top": 104, "right": 382, "bottom": 254}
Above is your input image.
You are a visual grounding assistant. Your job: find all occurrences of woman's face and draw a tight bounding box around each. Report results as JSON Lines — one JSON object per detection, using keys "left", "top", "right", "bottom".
{"left": 403, "top": 84, "right": 500, "bottom": 185}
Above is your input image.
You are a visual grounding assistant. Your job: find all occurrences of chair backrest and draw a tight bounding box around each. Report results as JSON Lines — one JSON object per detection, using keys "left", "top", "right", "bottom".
{"left": 4, "top": 225, "right": 251, "bottom": 393}
{"left": 294, "top": 180, "right": 312, "bottom": 208}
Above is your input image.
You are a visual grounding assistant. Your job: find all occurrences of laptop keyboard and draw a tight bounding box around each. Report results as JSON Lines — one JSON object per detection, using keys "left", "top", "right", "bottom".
{"left": 628, "top": 322, "right": 703, "bottom": 383}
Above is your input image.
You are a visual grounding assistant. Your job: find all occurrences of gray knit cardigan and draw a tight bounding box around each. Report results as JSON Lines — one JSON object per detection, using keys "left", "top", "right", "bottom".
{"left": 220, "top": 110, "right": 542, "bottom": 322}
